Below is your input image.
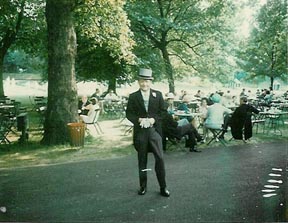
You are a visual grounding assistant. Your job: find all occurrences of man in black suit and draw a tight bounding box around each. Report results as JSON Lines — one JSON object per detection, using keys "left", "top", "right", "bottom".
{"left": 162, "top": 109, "right": 203, "bottom": 152}
{"left": 126, "top": 68, "right": 170, "bottom": 197}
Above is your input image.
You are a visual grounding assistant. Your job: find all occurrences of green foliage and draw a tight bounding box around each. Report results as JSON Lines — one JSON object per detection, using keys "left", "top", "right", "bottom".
{"left": 126, "top": 0, "right": 237, "bottom": 86}
{"left": 236, "top": 0, "right": 287, "bottom": 87}
{"left": 74, "top": 0, "right": 136, "bottom": 85}
{"left": 0, "top": 0, "right": 47, "bottom": 96}
{"left": 4, "top": 49, "right": 44, "bottom": 73}
{"left": 0, "top": 0, "right": 46, "bottom": 55}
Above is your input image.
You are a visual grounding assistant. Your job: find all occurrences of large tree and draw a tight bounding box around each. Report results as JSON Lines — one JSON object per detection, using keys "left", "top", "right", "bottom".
{"left": 41, "top": 0, "right": 78, "bottom": 145}
{"left": 75, "top": 0, "right": 135, "bottom": 92}
{"left": 237, "top": 0, "right": 287, "bottom": 88}
{"left": 0, "top": 0, "right": 45, "bottom": 97}
{"left": 126, "top": 0, "right": 236, "bottom": 93}
{"left": 43, "top": 0, "right": 137, "bottom": 145}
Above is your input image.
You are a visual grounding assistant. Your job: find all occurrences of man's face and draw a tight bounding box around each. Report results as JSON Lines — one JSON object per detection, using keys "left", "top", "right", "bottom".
{"left": 82, "top": 96, "right": 88, "bottom": 103}
{"left": 138, "top": 79, "right": 151, "bottom": 92}
{"left": 167, "top": 98, "right": 174, "bottom": 105}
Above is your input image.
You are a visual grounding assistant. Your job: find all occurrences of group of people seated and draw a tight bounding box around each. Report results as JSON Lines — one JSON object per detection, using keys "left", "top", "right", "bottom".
{"left": 78, "top": 88, "right": 121, "bottom": 124}
{"left": 78, "top": 86, "right": 264, "bottom": 147}
{"left": 162, "top": 103, "right": 203, "bottom": 152}
{"left": 162, "top": 91, "right": 261, "bottom": 151}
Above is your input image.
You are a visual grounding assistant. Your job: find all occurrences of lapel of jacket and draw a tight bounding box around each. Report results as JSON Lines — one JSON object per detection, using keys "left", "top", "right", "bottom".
{"left": 136, "top": 90, "right": 147, "bottom": 113}
{"left": 148, "top": 89, "right": 156, "bottom": 113}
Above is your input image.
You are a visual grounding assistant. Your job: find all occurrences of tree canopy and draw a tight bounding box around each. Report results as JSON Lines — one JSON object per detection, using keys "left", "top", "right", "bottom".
{"left": 0, "top": 0, "right": 46, "bottom": 96}
{"left": 126, "top": 0, "right": 237, "bottom": 92}
{"left": 236, "top": 0, "right": 287, "bottom": 88}
{"left": 75, "top": 0, "right": 136, "bottom": 91}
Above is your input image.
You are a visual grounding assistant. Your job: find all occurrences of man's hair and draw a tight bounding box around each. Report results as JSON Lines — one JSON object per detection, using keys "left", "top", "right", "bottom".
{"left": 240, "top": 96, "right": 248, "bottom": 103}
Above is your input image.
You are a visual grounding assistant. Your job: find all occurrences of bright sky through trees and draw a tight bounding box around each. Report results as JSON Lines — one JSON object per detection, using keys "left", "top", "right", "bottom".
{"left": 235, "top": 0, "right": 267, "bottom": 38}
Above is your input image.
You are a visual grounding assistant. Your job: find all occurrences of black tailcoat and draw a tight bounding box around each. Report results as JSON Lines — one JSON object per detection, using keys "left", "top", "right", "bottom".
{"left": 126, "top": 89, "right": 165, "bottom": 146}
{"left": 126, "top": 89, "right": 167, "bottom": 189}
{"left": 230, "top": 104, "right": 259, "bottom": 140}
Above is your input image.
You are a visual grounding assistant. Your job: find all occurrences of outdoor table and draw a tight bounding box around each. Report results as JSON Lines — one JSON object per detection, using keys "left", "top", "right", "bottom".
{"left": 279, "top": 103, "right": 288, "bottom": 111}
{"left": 0, "top": 105, "right": 15, "bottom": 109}
{"left": 174, "top": 111, "right": 195, "bottom": 118}
{"left": 259, "top": 110, "right": 288, "bottom": 136}
{"left": 0, "top": 105, "right": 16, "bottom": 117}
{"left": 173, "top": 111, "right": 202, "bottom": 125}
{"left": 188, "top": 101, "right": 200, "bottom": 112}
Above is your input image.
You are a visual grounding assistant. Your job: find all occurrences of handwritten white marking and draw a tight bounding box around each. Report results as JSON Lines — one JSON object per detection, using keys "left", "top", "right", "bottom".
{"left": 268, "top": 179, "right": 283, "bottom": 184}
{"left": 269, "top": 173, "right": 281, "bottom": 177}
{"left": 262, "top": 189, "right": 276, "bottom": 193}
{"left": 141, "top": 168, "right": 152, "bottom": 172}
{"left": 264, "top": 185, "right": 279, "bottom": 189}
{"left": 272, "top": 168, "right": 282, "bottom": 171}
{"left": 263, "top": 193, "right": 277, "bottom": 198}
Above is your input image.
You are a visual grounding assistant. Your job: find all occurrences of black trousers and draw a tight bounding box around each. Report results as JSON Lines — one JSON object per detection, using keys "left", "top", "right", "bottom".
{"left": 134, "top": 127, "right": 166, "bottom": 189}
{"left": 177, "top": 123, "right": 202, "bottom": 148}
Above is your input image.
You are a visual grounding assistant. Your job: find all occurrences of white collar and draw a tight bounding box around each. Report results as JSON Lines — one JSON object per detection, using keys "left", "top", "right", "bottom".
{"left": 141, "top": 89, "right": 150, "bottom": 96}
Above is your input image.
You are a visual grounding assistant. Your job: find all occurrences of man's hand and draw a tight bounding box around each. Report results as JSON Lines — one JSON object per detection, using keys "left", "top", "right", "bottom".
{"left": 148, "top": 118, "right": 155, "bottom": 126}
{"left": 139, "top": 118, "right": 155, "bottom": 128}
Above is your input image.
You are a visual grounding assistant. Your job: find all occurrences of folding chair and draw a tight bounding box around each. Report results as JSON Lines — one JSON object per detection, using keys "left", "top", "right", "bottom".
{"left": 121, "top": 118, "right": 133, "bottom": 136}
{"left": 206, "top": 127, "right": 227, "bottom": 146}
{"left": 162, "top": 130, "right": 187, "bottom": 151}
{"left": 251, "top": 113, "right": 266, "bottom": 134}
{"left": 33, "top": 96, "right": 46, "bottom": 112}
{"left": 85, "top": 109, "right": 103, "bottom": 134}
{"left": 0, "top": 116, "right": 12, "bottom": 144}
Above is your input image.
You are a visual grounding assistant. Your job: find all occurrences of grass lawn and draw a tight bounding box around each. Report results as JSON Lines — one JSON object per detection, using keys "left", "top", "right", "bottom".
{"left": 0, "top": 97, "right": 287, "bottom": 170}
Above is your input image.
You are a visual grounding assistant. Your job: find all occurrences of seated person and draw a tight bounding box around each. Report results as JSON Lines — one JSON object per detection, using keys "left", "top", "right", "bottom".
{"left": 194, "top": 90, "right": 202, "bottom": 98}
{"left": 283, "top": 90, "right": 288, "bottom": 99}
{"left": 162, "top": 105, "right": 203, "bottom": 152}
{"left": 207, "top": 93, "right": 215, "bottom": 106}
{"left": 177, "top": 96, "right": 194, "bottom": 123}
{"left": 78, "top": 95, "right": 90, "bottom": 115}
{"left": 104, "top": 89, "right": 119, "bottom": 101}
{"left": 199, "top": 98, "right": 208, "bottom": 141}
{"left": 165, "top": 92, "right": 176, "bottom": 114}
{"left": 91, "top": 88, "right": 102, "bottom": 100}
{"left": 79, "top": 97, "right": 100, "bottom": 123}
{"left": 205, "top": 93, "right": 232, "bottom": 138}
{"left": 230, "top": 96, "right": 260, "bottom": 141}
{"left": 91, "top": 88, "right": 105, "bottom": 113}
{"left": 263, "top": 90, "right": 273, "bottom": 105}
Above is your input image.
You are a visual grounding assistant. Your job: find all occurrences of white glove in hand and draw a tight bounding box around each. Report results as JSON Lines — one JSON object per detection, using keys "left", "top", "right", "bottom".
{"left": 140, "top": 118, "right": 152, "bottom": 128}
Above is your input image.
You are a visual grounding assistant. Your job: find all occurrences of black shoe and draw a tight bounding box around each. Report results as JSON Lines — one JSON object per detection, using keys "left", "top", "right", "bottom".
{"left": 138, "top": 187, "right": 146, "bottom": 195}
{"left": 197, "top": 136, "right": 204, "bottom": 142}
{"left": 189, "top": 148, "right": 201, "bottom": 152}
{"left": 160, "top": 188, "right": 170, "bottom": 197}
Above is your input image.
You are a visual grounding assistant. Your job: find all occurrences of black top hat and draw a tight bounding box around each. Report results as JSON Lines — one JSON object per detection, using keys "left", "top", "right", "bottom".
{"left": 138, "top": 68, "right": 153, "bottom": 80}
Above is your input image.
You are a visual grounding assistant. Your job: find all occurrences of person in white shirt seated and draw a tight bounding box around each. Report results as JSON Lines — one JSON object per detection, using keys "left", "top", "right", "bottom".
{"left": 165, "top": 92, "right": 176, "bottom": 114}
{"left": 104, "top": 89, "right": 119, "bottom": 101}
{"left": 204, "top": 93, "right": 233, "bottom": 137}
{"left": 80, "top": 97, "right": 100, "bottom": 123}
{"left": 78, "top": 95, "right": 90, "bottom": 115}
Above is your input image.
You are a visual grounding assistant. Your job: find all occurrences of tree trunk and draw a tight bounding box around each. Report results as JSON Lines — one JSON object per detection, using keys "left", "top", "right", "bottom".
{"left": 0, "top": 55, "right": 5, "bottom": 97}
{"left": 161, "top": 47, "right": 175, "bottom": 93}
{"left": 270, "top": 76, "right": 274, "bottom": 90}
{"left": 41, "top": 0, "right": 78, "bottom": 145}
{"left": 108, "top": 78, "right": 116, "bottom": 93}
